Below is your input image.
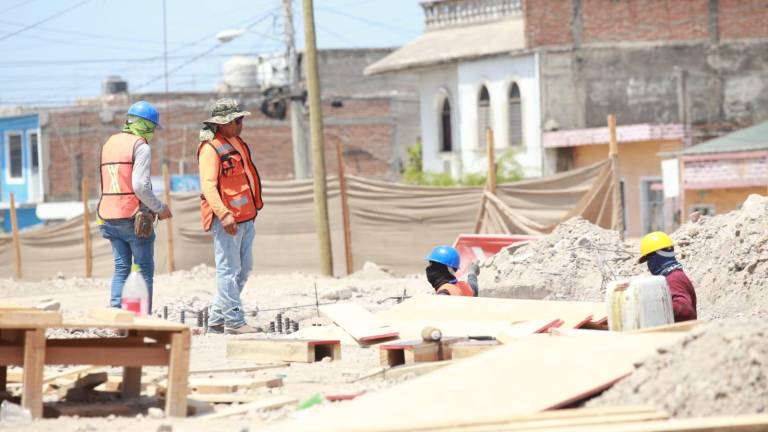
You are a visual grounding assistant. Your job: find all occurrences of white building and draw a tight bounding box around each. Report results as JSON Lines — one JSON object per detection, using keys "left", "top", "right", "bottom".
{"left": 365, "top": 0, "right": 541, "bottom": 178}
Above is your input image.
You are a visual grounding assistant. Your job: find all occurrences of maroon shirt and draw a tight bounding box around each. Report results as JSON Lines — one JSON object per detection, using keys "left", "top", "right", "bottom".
{"left": 665, "top": 269, "right": 697, "bottom": 322}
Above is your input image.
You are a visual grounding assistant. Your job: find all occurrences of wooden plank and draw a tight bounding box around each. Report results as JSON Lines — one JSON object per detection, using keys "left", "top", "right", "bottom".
{"left": 380, "top": 340, "right": 440, "bottom": 367}
{"left": 449, "top": 340, "right": 500, "bottom": 360}
{"left": 0, "top": 366, "right": 6, "bottom": 391}
{"left": 122, "top": 367, "right": 142, "bottom": 398}
{"left": 88, "top": 307, "right": 134, "bottom": 323}
{"left": 320, "top": 303, "right": 399, "bottom": 343}
{"left": 0, "top": 317, "right": 184, "bottom": 331}
{"left": 187, "top": 377, "right": 283, "bottom": 394}
{"left": 271, "top": 332, "right": 686, "bottom": 432}
{"left": 631, "top": 320, "right": 704, "bottom": 334}
{"left": 227, "top": 339, "right": 341, "bottom": 363}
{"left": 425, "top": 411, "right": 668, "bottom": 432}
{"left": 165, "top": 330, "right": 191, "bottom": 418}
{"left": 197, "top": 395, "right": 298, "bottom": 420}
{"left": 22, "top": 329, "right": 45, "bottom": 418}
{"left": 43, "top": 365, "right": 101, "bottom": 384}
{"left": 496, "top": 319, "right": 563, "bottom": 344}
{"left": 378, "top": 296, "right": 604, "bottom": 330}
{"left": 517, "top": 413, "right": 768, "bottom": 432}
{"left": 0, "top": 310, "right": 63, "bottom": 326}
{"left": 45, "top": 346, "right": 169, "bottom": 366}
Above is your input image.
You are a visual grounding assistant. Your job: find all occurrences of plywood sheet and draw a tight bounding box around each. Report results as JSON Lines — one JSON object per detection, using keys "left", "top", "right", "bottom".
{"left": 263, "top": 332, "right": 684, "bottom": 432}
{"left": 378, "top": 296, "right": 605, "bottom": 330}
{"left": 320, "top": 303, "right": 399, "bottom": 343}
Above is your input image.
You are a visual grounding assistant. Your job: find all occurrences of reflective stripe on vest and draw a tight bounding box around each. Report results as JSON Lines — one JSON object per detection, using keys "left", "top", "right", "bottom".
{"left": 197, "top": 134, "right": 262, "bottom": 231}
{"left": 97, "top": 133, "right": 142, "bottom": 221}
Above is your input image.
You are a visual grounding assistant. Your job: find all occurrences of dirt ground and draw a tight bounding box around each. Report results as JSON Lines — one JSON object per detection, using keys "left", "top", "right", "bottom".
{"left": 1, "top": 262, "right": 430, "bottom": 431}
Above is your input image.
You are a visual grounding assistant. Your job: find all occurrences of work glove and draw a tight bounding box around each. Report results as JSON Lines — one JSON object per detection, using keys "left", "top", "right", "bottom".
{"left": 467, "top": 261, "right": 480, "bottom": 297}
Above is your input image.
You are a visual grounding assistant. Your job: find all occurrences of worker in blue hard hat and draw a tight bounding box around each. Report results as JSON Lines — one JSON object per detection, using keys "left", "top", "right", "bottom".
{"left": 97, "top": 100, "right": 172, "bottom": 314}
{"left": 425, "top": 245, "right": 478, "bottom": 296}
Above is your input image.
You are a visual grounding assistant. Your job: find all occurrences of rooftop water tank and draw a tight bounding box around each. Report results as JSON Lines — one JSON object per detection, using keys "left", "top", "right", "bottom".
{"left": 102, "top": 75, "right": 128, "bottom": 95}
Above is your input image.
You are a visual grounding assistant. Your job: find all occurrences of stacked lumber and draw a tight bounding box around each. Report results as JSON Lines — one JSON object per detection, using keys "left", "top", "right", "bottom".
{"left": 320, "top": 303, "right": 399, "bottom": 344}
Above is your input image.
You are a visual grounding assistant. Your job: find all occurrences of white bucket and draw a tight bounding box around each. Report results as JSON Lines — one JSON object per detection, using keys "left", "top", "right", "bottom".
{"left": 606, "top": 275, "right": 674, "bottom": 331}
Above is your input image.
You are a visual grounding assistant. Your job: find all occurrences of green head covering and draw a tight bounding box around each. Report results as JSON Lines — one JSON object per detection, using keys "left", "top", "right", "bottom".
{"left": 123, "top": 115, "right": 156, "bottom": 142}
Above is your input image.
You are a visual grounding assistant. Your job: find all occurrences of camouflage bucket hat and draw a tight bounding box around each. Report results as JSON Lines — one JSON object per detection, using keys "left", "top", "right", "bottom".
{"left": 204, "top": 98, "right": 251, "bottom": 124}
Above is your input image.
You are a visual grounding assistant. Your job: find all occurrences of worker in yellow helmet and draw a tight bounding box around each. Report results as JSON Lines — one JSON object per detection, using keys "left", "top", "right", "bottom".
{"left": 639, "top": 232, "right": 697, "bottom": 322}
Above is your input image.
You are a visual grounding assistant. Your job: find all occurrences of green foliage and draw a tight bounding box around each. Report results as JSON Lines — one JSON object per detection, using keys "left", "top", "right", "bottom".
{"left": 401, "top": 141, "right": 525, "bottom": 187}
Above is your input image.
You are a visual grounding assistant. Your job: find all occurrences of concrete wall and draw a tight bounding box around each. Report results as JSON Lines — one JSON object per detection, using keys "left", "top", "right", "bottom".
{"left": 417, "top": 54, "right": 541, "bottom": 179}
{"left": 540, "top": 42, "right": 768, "bottom": 142}
{"left": 572, "top": 139, "right": 682, "bottom": 237}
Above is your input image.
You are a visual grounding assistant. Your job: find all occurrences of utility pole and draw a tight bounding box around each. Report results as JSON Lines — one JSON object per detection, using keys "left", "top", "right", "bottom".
{"left": 302, "top": 0, "right": 333, "bottom": 276}
{"left": 283, "top": 0, "right": 310, "bottom": 179}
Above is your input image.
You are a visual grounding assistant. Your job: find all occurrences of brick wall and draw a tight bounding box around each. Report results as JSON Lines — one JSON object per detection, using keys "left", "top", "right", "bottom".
{"left": 524, "top": 0, "right": 574, "bottom": 47}
{"left": 718, "top": 0, "right": 768, "bottom": 40}
{"left": 524, "top": 0, "right": 768, "bottom": 48}
{"left": 42, "top": 93, "right": 396, "bottom": 201}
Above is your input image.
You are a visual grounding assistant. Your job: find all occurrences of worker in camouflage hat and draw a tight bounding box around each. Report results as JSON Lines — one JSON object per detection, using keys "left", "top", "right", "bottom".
{"left": 199, "top": 98, "right": 252, "bottom": 142}
{"left": 197, "top": 97, "right": 263, "bottom": 335}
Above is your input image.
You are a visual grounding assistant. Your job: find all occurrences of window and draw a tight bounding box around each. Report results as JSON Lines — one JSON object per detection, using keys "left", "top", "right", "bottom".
{"left": 7, "top": 133, "right": 23, "bottom": 180}
{"left": 477, "top": 85, "right": 492, "bottom": 148}
{"left": 29, "top": 132, "right": 39, "bottom": 172}
{"left": 508, "top": 83, "right": 522, "bottom": 146}
{"left": 439, "top": 98, "right": 452, "bottom": 152}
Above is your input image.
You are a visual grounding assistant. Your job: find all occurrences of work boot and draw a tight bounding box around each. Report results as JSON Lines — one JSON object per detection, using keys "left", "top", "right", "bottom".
{"left": 207, "top": 324, "right": 224, "bottom": 334}
{"left": 225, "top": 324, "right": 262, "bottom": 335}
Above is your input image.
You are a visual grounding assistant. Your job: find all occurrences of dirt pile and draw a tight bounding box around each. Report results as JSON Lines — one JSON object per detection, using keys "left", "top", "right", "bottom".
{"left": 671, "top": 194, "right": 768, "bottom": 319}
{"left": 590, "top": 319, "right": 768, "bottom": 417}
{"left": 477, "top": 217, "right": 639, "bottom": 301}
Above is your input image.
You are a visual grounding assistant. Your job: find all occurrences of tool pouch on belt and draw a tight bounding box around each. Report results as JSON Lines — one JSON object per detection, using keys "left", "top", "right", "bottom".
{"left": 134, "top": 210, "right": 156, "bottom": 238}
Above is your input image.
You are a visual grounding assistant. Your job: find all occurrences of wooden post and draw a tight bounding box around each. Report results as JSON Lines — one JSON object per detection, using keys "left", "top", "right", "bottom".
{"left": 22, "top": 329, "right": 45, "bottom": 418}
{"left": 335, "top": 138, "right": 353, "bottom": 275}
{"left": 82, "top": 178, "right": 93, "bottom": 278}
{"left": 607, "top": 114, "right": 624, "bottom": 238}
{"left": 486, "top": 128, "right": 497, "bottom": 195}
{"left": 9, "top": 192, "right": 22, "bottom": 280}
{"left": 162, "top": 164, "right": 175, "bottom": 273}
{"left": 303, "top": 0, "right": 333, "bottom": 276}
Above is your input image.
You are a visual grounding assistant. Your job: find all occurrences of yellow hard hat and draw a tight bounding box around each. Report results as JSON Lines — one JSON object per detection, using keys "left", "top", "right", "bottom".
{"left": 638, "top": 231, "right": 674, "bottom": 263}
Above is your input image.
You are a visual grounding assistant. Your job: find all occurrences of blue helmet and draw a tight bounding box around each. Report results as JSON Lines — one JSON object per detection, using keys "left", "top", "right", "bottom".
{"left": 425, "top": 245, "right": 460, "bottom": 270}
{"left": 127, "top": 100, "right": 160, "bottom": 126}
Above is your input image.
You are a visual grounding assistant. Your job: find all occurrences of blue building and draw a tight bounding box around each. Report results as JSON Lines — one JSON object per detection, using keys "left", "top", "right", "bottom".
{"left": 0, "top": 113, "right": 44, "bottom": 232}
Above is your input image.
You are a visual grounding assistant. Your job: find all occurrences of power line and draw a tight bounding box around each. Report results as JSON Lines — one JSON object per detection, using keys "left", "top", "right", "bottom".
{"left": 0, "top": 19, "right": 183, "bottom": 47}
{"left": 0, "top": 0, "right": 91, "bottom": 43}
{"left": 315, "top": 6, "right": 418, "bottom": 35}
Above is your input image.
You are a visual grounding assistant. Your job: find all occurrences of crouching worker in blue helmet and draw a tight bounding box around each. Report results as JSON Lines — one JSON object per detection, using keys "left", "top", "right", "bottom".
{"left": 425, "top": 245, "right": 479, "bottom": 296}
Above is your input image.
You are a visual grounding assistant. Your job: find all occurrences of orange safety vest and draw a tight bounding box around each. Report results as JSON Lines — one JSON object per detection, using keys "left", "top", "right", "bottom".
{"left": 197, "top": 134, "right": 263, "bottom": 231}
{"left": 98, "top": 132, "right": 144, "bottom": 221}
{"left": 436, "top": 281, "right": 475, "bottom": 297}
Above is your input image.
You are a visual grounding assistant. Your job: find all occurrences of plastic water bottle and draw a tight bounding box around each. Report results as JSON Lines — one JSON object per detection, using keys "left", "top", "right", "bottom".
{"left": 121, "top": 264, "right": 149, "bottom": 316}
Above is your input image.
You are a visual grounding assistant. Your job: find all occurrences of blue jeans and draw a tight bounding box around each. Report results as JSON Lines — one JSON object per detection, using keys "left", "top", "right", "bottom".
{"left": 209, "top": 218, "right": 255, "bottom": 328}
{"left": 99, "top": 219, "right": 155, "bottom": 313}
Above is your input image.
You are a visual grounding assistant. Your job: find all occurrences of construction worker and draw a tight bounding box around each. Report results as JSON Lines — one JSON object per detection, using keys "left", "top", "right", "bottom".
{"left": 425, "top": 245, "right": 478, "bottom": 297}
{"left": 98, "top": 101, "right": 172, "bottom": 313}
{"left": 198, "top": 98, "right": 263, "bottom": 335}
{"left": 638, "top": 232, "right": 697, "bottom": 322}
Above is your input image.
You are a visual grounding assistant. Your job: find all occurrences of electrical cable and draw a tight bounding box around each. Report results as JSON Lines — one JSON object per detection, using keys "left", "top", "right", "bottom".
{"left": 0, "top": 0, "right": 91, "bottom": 42}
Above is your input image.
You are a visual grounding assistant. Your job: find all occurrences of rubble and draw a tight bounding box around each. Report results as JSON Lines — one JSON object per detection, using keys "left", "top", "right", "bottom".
{"left": 589, "top": 318, "right": 768, "bottom": 417}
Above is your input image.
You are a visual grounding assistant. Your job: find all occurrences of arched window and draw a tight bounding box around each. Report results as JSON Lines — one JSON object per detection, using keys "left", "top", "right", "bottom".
{"left": 508, "top": 83, "right": 523, "bottom": 146}
{"left": 477, "top": 85, "right": 492, "bottom": 148}
{"left": 439, "top": 98, "right": 452, "bottom": 152}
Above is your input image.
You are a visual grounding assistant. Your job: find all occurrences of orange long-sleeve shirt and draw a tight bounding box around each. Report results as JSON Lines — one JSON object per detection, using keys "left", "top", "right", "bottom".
{"left": 198, "top": 135, "right": 261, "bottom": 220}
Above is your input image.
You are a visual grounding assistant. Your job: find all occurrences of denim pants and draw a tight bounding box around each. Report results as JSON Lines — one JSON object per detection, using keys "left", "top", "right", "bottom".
{"left": 99, "top": 219, "right": 155, "bottom": 313}
{"left": 209, "top": 218, "right": 255, "bottom": 328}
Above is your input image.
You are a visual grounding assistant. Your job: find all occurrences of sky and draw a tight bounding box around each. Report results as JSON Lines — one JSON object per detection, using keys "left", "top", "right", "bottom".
{"left": 0, "top": 0, "right": 423, "bottom": 107}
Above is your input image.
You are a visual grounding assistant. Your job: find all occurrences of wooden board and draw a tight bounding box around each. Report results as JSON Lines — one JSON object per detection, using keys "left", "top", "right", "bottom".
{"left": 227, "top": 339, "right": 341, "bottom": 363}
{"left": 0, "top": 310, "right": 62, "bottom": 326}
{"left": 88, "top": 307, "right": 134, "bottom": 323}
{"left": 270, "top": 332, "right": 686, "bottom": 432}
{"left": 449, "top": 340, "right": 500, "bottom": 360}
{"left": 496, "top": 319, "right": 563, "bottom": 344}
{"left": 320, "top": 303, "right": 399, "bottom": 343}
{"left": 0, "top": 316, "right": 185, "bottom": 331}
{"left": 197, "top": 395, "right": 298, "bottom": 420}
{"left": 185, "top": 377, "right": 283, "bottom": 394}
{"left": 379, "top": 340, "right": 440, "bottom": 367}
{"left": 378, "top": 296, "right": 605, "bottom": 330}
{"left": 516, "top": 413, "right": 768, "bottom": 432}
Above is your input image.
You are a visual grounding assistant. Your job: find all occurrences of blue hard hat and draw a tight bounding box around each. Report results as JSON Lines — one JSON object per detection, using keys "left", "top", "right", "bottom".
{"left": 127, "top": 100, "right": 160, "bottom": 127}
{"left": 425, "top": 245, "right": 460, "bottom": 270}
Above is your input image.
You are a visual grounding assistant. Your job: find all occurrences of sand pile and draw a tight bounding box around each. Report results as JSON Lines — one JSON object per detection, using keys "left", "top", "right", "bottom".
{"left": 590, "top": 319, "right": 768, "bottom": 417}
{"left": 671, "top": 194, "right": 768, "bottom": 319}
{"left": 477, "top": 217, "right": 639, "bottom": 301}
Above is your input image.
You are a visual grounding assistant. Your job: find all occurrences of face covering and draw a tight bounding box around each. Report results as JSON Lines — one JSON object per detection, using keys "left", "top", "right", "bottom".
{"left": 426, "top": 261, "right": 457, "bottom": 290}
{"left": 123, "top": 116, "right": 156, "bottom": 142}
{"left": 646, "top": 249, "right": 683, "bottom": 276}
